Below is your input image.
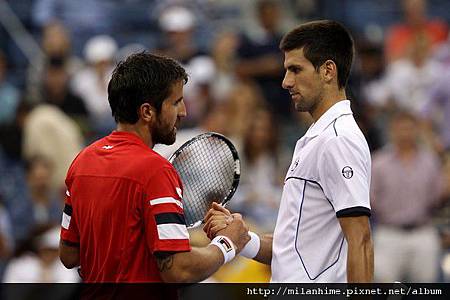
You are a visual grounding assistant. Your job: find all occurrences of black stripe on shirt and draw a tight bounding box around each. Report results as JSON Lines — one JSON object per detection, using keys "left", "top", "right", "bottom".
{"left": 63, "top": 204, "right": 73, "bottom": 216}
{"left": 336, "top": 206, "right": 371, "bottom": 218}
{"left": 155, "top": 213, "right": 186, "bottom": 225}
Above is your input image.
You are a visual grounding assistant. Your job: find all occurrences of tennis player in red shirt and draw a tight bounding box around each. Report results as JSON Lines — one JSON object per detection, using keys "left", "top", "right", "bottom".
{"left": 59, "top": 52, "right": 249, "bottom": 283}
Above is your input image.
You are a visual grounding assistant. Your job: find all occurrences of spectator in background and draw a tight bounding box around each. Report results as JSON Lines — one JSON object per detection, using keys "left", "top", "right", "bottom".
{"left": 32, "top": 0, "right": 117, "bottom": 55}
{"left": 384, "top": 0, "right": 448, "bottom": 63}
{"left": 433, "top": 152, "right": 450, "bottom": 282}
{"left": 25, "top": 156, "right": 62, "bottom": 226}
{"left": 231, "top": 108, "right": 285, "bottom": 231}
{"left": 0, "top": 102, "right": 37, "bottom": 244}
{"left": 0, "top": 51, "right": 20, "bottom": 126}
{"left": 27, "top": 22, "right": 83, "bottom": 104}
{"left": 22, "top": 101, "right": 83, "bottom": 193}
{"left": 3, "top": 225, "right": 79, "bottom": 283}
{"left": 235, "top": 0, "right": 290, "bottom": 120}
{"left": 368, "top": 34, "right": 442, "bottom": 117}
{"left": 223, "top": 82, "right": 265, "bottom": 151}
{"left": 0, "top": 195, "right": 13, "bottom": 279}
{"left": 371, "top": 111, "right": 444, "bottom": 282}
{"left": 421, "top": 65, "right": 450, "bottom": 153}
{"left": 210, "top": 30, "right": 239, "bottom": 102}
{"left": 71, "top": 35, "right": 117, "bottom": 137}
{"left": 156, "top": 6, "right": 216, "bottom": 127}
{"left": 41, "top": 59, "right": 90, "bottom": 136}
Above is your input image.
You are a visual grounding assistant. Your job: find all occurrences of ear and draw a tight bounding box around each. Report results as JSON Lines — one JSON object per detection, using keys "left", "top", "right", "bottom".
{"left": 139, "top": 103, "right": 156, "bottom": 124}
{"left": 320, "top": 59, "right": 337, "bottom": 84}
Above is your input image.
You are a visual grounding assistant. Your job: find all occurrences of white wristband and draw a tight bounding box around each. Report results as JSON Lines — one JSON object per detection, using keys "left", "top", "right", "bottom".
{"left": 210, "top": 235, "right": 236, "bottom": 264}
{"left": 240, "top": 231, "right": 260, "bottom": 259}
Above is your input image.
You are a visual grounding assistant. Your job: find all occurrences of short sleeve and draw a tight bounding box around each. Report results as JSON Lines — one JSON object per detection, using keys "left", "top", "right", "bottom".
{"left": 144, "top": 165, "right": 191, "bottom": 254}
{"left": 318, "top": 136, "right": 371, "bottom": 218}
{"left": 60, "top": 187, "right": 80, "bottom": 245}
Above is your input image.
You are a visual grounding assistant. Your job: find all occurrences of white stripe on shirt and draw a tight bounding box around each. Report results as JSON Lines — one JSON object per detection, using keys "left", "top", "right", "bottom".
{"left": 157, "top": 223, "right": 189, "bottom": 240}
{"left": 61, "top": 212, "right": 71, "bottom": 229}
{"left": 149, "top": 197, "right": 183, "bottom": 209}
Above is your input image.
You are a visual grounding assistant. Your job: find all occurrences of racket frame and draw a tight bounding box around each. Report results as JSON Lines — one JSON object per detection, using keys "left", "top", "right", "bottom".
{"left": 168, "top": 132, "right": 241, "bottom": 228}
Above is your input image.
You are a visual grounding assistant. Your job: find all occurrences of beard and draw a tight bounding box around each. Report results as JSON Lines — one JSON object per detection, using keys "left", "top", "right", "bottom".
{"left": 153, "top": 117, "right": 177, "bottom": 146}
{"left": 294, "top": 90, "right": 323, "bottom": 113}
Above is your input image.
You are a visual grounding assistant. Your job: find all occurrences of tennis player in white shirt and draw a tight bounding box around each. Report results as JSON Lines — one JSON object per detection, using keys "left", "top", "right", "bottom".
{"left": 204, "top": 20, "right": 373, "bottom": 283}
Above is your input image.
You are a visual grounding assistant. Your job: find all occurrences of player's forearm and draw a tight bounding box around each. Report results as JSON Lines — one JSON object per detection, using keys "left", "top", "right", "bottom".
{"left": 159, "top": 245, "right": 224, "bottom": 283}
{"left": 346, "top": 235, "right": 374, "bottom": 283}
{"left": 253, "top": 234, "right": 273, "bottom": 265}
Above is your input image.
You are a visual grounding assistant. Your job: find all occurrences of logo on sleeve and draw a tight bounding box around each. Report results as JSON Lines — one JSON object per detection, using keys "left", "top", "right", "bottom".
{"left": 342, "top": 166, "right": 353, "bottom": 179}
{"left": 176, "top": 187, "right": 183, "bottom": 198}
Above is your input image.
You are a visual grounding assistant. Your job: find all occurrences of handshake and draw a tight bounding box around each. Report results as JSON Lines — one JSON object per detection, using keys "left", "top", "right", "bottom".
{"left": 203, "top": 202, "right": 250, "bottom": 255}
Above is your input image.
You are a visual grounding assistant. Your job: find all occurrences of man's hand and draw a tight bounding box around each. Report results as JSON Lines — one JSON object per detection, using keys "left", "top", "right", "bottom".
{"left": 203, "top": 202, "right": 232, "bottom": 239}
{"left": 203, "top": 203, "right": 250, "bottom": 252}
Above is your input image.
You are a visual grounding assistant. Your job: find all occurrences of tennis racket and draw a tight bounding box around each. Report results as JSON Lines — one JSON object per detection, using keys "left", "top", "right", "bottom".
{"left": 169, "top": 132, "right": 240, "bottom": 228}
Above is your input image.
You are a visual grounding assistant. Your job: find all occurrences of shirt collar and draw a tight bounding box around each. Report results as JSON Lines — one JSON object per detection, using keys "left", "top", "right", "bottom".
{"left": 304, "top": 100, "right": 353, "bottom": 138}
{"left": 110, "top": 130, "right": 147, "bottom": 147}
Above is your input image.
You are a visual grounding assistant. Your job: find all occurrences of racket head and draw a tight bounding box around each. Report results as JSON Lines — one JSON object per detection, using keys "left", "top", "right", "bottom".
{"left": 169, "top": 132, "right": 240, "bottom": 228}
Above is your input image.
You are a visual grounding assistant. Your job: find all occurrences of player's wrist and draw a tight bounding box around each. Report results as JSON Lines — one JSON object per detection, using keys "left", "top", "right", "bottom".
{"left": 240, "top": 231, "right": 260, "bottom": 259}
{"left": 210, "top": 235, "right": 236, "bottom": 264}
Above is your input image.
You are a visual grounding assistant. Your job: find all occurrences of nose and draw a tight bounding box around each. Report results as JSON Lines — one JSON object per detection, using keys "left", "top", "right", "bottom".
{"left": 282, "top": 72, "right": 294, "bottom": 90}
{"left": 178, "top": 99, "right": 187, "bottom": 118}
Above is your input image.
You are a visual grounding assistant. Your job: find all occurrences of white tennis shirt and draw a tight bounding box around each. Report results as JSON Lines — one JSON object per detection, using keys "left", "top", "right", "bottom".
{"left": 271, "top": 100, "right": 371, "bottom": 283}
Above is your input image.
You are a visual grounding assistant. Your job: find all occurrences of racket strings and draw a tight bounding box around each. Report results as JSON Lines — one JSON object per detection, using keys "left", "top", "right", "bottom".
{"left": 171, "top": 136, "right": 236, "bottom": 227}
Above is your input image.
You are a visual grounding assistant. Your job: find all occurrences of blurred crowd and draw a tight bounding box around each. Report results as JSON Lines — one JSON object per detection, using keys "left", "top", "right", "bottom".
{"left": 0, "top": 0, "right": 450, "bottom": 283}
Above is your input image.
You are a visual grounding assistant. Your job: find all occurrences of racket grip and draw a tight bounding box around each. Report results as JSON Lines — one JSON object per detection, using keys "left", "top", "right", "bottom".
{"left": 240, "top": 231, "right": 260, "bottom": 259}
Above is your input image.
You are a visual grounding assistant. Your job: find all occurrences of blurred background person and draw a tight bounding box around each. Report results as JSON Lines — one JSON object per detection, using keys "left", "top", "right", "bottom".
{"left": 371, "top": 111, "right": 445, "bottom": 282}
{"left": 230, "top": 107, "right": 286, "bottom": 231}
{"left": 156, "top": 5, "right": 216, "bottom": 127}
{"left": 71, "top": 35, "right": 117, "bottom": 137}
{"left": 0, "top": 194, "right": 13, "bottom": 280}
{"left": 25, "top": 156, "right": 62, "bottom": 226}
{"left": 421, "top": 62, "right": 450, "bottom": 154}
{"left": 235, "top": 0, "right": 291, "bottom": 121}
{"left": 26, "top": 21, "right": 82, "bottom": 104}
{"left": 433, "top": 152, "right": 450, "bottom": 281}
{"left": 3, "top": 225, "right": 79, "bottom": 283}
{"left": 41, "top": 59, "right": 90, "bottom": 136}
{"left": 368, "top": 34, "right": 442, "bottom": 117}
{"left": 385, "top": 0, "right": 448, "bottom": 63}
{"left": 22, "top": 101, "right": 83, "bottom": 193}
{"left": 222, "top": 82, "right": 265, "bottom": 151}
{"left": 0, "top": 50, "right": 20, "bottom": 126}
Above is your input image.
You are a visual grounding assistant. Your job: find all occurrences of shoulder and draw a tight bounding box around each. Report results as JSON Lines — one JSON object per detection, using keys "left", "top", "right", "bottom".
{"left": 323, "top": 115, "right": 370, "bottom": 157}
{"left": 132, "top": 149, "right": 178, "bottom": 182}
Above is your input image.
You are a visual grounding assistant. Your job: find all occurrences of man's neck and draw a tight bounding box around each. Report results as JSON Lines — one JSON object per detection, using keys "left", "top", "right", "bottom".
{"left": 311, "top": 88, "right": 347, "bottom": 122}
{"left": 116, "top": 123, "right": 153, "bottom": 148}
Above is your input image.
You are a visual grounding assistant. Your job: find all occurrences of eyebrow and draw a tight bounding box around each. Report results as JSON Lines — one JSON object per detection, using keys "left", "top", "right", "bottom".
{"left": 285, "top": 64, "right": 303, "bottom": 71}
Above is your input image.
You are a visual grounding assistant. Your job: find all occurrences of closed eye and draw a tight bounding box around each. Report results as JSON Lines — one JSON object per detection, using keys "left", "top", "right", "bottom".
{"left": 287, "top": 66, "right": 302, "bottom": 74}
{"left": 174, "top": 97, "right": 184, "bottom": 105}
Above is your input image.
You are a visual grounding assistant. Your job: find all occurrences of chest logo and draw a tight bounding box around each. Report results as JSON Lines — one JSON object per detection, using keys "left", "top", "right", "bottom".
{"left": 102, "top": 145, "right": 113, "bottom": 150}
{"left": 342, "top": 166, "right": 353, "bottom": 179}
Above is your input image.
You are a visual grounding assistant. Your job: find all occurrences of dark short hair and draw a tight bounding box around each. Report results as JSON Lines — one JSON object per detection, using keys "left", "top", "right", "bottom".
{"left": 108, "top": 52, "right": 188, "bottom": 124}
{"left": 280, "top": 20, "right": 354, "bottom": 89}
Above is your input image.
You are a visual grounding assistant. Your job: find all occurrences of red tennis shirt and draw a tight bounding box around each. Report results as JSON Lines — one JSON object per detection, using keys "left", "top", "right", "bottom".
{"left": 60, "top": 131, "right": 191, "bottom": 282}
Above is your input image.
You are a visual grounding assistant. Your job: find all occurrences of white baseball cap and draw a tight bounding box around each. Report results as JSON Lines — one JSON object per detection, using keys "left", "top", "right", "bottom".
{"left": 159, "top": 6, "right": 195, "bottom": 32}
{"left": 84, "top": 35, "right": 118, "bottom": 63}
